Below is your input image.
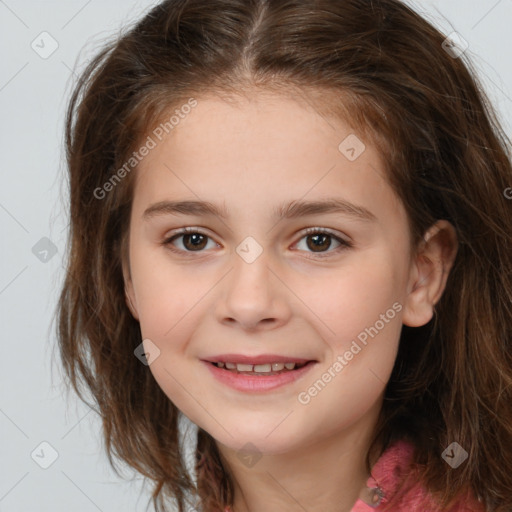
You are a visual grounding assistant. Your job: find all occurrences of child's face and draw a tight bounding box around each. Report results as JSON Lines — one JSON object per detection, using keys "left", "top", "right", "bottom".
{"left": 124, "top": 91, "right": 422, "bottom": 454}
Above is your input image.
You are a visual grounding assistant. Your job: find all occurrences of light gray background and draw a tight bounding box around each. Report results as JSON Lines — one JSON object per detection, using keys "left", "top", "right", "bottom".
{"left": 1, "top": 1, "right": 511, "bottom": 511}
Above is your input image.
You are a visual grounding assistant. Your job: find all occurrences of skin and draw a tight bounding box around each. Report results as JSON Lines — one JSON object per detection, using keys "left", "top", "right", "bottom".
{"left": 123, "top": 91, "right": 458, "bottom": 512}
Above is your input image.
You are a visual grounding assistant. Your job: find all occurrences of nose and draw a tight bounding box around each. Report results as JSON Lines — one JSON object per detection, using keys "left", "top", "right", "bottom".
{"left": 215, "top": 248, "right": 292, "bottom": 332}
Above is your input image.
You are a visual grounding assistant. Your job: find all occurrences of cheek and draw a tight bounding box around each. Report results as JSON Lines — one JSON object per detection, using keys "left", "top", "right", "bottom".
{"left": 130, "top": 244, "right": 208, "bottom": 339}
{"left": 296, "top": 303, "right": 402, "bottom": 439}
{"left": 297, "top": 251, "right": 406, "bottom": 348}
{"left": 292, "top": 252, "right": 404, "bottom": 412}
{"left": 131, "top": 256, "right": 208, "bottom": 419}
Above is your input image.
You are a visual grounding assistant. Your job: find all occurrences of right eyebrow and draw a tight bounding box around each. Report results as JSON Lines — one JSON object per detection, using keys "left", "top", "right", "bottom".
{"left": 143, "top": 200, "right": 229, "bottom": 220}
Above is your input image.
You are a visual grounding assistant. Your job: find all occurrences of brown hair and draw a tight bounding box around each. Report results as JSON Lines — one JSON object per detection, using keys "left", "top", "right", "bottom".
{"left": 55, "top": 1, "right": 512, "bottom": 511}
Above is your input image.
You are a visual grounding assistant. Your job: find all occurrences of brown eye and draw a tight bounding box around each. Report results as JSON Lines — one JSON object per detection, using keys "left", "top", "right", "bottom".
{"left": 163, "top": 228, "right": 217, "bottom": 253}
{"left": 181, "top": 232, "right": 208, "bottom": 251}
{"left": 294, "top": 228, "right": 353, "bottom": 258}
{"left": 306, "top": 233, "right": 333, "bottom": 252}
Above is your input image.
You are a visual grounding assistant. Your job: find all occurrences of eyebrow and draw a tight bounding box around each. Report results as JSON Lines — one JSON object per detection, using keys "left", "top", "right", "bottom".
{"left": 142, "top": 197, "right": 377, "bottom": 223}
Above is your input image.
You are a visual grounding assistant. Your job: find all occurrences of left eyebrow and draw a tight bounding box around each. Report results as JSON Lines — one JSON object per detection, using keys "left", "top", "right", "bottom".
{"left": 142, "top": 198, "right": 377, "bottom": 223}
{"left": 275, "top": 197, "right": 377, "bottom": 223}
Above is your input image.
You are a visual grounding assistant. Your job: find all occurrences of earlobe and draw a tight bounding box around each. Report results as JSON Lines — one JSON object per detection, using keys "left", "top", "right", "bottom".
{"left": 402, "top": 220, "right": 458, "bottom": 328}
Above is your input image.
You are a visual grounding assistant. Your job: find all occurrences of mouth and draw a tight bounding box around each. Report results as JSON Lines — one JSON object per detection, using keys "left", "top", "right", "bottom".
{"left": 202, "top": 357, "right": 318, "bottom": 392}
{"left": 208, "top": 360, "right": 313, "bottom": 376}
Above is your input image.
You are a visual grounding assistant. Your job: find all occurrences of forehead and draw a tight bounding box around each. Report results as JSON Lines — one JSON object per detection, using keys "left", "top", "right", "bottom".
{"left": 130, "top": 92, "right": 403, "bottom": 225}
{"left": 159, "top": 92, "right": 339, "bottom": 161}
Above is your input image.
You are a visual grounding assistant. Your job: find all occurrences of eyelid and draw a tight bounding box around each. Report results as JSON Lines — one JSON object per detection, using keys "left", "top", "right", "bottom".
{"left": 165, "top": 226, "right": 211, "bottom": 237}
{"left": 300, "top": 226, "right": 351, "bottom": 242}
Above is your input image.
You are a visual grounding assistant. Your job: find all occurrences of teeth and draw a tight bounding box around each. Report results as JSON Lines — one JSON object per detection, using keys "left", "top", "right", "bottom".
{"left": 214, "top": 361, "right": 305, "bottom": 372}
{"left": 253, "top": 364, "right": 272, "bottom": 372}
{"left": 236, "top": 363, "right": 253, "bottom": 372}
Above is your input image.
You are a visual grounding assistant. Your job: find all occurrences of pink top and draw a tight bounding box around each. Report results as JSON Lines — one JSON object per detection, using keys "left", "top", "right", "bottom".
{"left": 224, "top": 440, "right": 484, "bottom": 512}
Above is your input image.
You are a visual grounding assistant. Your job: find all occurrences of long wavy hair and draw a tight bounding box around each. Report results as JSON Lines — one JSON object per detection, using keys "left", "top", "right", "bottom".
{"left": 55, "top": 0, "right": 512, "bottom": 511}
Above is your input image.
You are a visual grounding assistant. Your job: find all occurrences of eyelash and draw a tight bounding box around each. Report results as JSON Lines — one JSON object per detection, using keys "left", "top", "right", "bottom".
{"left": 161, "top": 226, "right": 353, "bottom": 259}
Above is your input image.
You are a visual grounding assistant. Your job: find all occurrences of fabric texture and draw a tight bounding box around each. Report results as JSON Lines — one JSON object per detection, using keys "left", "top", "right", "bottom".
{"left": 350, "top": 440, "right": 484, "bottom": 512}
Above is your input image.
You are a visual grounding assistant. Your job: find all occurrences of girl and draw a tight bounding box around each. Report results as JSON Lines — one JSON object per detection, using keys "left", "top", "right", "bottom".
{"left": 56, "top": 0, "right": 512, "bottom": 511}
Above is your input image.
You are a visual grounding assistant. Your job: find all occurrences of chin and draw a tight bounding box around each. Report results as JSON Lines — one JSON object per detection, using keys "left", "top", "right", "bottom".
{"left": 211, "top": 423, "right": 305, "bottom": 455}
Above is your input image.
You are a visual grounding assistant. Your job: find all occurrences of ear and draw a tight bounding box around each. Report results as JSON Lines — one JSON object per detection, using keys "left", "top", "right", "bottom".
{"left": 121, "top": 247, "right": 140, "bottom": 321}
{"left": 402, "top": 220, "right": 458, "bottom": 327}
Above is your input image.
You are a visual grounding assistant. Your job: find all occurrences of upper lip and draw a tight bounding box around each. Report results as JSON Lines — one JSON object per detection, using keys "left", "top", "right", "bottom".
{"left": 202, "top": 354, "right": 316, "bottom": 365}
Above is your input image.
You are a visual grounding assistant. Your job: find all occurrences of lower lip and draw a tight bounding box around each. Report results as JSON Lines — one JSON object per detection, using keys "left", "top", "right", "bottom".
{"left": 202, "top": 360, "right": 317, "bottom": 392}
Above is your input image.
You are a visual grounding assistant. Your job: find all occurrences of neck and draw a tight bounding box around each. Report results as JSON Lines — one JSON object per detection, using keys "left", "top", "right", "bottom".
{"left": 216, "top": 398, "right": 383, "bottom": 512}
